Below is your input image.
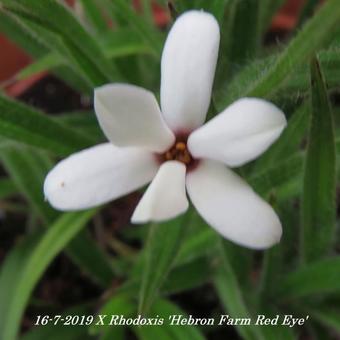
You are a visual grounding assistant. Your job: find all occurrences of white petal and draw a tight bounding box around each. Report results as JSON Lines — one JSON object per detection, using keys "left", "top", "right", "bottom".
{"left": 94, "top": 84, "right": 175, "bottom": 152}
{"left": 44, "top": 143, "right": 158, "bottom": 210}
{"left": 160, "top": 10, "right": 220, "bottom": 133}
{"left": 188, "top": 98, "right": 287, "bottom": 167}
{"left": 132, "top": 161, "right": 188, "bottom": 223}
{"left": 186, "top": 160, "right": 282, "bottom": 249}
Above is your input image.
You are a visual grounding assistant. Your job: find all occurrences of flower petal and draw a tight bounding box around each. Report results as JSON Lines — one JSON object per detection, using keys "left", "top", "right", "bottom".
{"left": 131, "top": 160, "right": 188, "bottom": 223}
{"left": 94, "top": 84, "right": 175, "bottom": 152}
{"left": 186, "top": 160, "right": 282, "bottom": 249}
{"left": 44, "top": 143, "right": 158, "bottom": 210}
{"left": 160, "top": 10, "right": 220, "bottom": 133}
{"left": 188, "top": 98, "right": 287, "bottom": 167}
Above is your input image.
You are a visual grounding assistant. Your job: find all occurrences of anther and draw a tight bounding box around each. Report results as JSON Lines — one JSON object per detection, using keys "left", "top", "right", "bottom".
{"left": 156, "top": 137, "right": 199, "bottom": 171}
{"left": 175, "top": 142, "right": 186, "bottom": 151}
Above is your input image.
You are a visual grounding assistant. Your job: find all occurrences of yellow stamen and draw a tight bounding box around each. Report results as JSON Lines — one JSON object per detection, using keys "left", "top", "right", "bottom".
{"left": 175, "top": 142, "right": 186, "bottom": 151}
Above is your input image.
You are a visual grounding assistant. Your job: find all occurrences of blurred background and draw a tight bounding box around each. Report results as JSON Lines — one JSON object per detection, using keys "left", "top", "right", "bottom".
{"left": 0, "top": 0, "right": 339, "bottom": 340}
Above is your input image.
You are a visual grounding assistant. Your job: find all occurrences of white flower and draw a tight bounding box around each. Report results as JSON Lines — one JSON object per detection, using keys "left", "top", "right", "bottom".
{"left": 44, "top": 11, "right": 287, "bottom": 249}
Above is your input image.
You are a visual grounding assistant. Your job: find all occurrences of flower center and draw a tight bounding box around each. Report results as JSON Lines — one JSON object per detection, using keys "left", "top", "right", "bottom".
{"left": 165, "top": 141, "right": 192, "bottom": 165}
{"left": 157, "top": 137, "right": 199, "bottom": 171}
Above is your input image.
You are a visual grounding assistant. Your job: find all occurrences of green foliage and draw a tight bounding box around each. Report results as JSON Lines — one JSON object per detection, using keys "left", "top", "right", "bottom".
{"left": 0, "top": 95, "right": 94, "bottom": 156}
{"left": 215, "top": 0, "right": 340, "bottom": 108}
{"left": 139, "top": 216, "right": 186, "bottom": 315}
{"left": 0, "top": 0, "right": 339, "bottom": 339}
{"left": 276, "top": 257, "right": 340, "bottom": 299}
{"left": 0, "top": 210, "right": 96, "bottom": 340}
{"left": 301, "top": 56, "right": 336, "bottom": 262}
{"left": 214, "top": 240, "right": 265, "bottom": 340}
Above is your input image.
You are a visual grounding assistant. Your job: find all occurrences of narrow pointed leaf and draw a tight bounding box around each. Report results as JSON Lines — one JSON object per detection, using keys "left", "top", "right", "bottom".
{"left": 138, "top": 216, "right": 187, "bottom": 315}
{"left": 16, "top": 52, "right": 64, "bottom": 81}
{"left": 1, "top": 0, "right": 120, "bottom": 84}
{"left": 254, "top": 104, "right": 309, "bottom": 172}
{"left": 304, "top": 305, "right": 340, "bottom": 334}
{"left": 0, "top": 178, "right": 17, "bottom": 199}
{"left": 0, "top": 210, "right": 96, "bottom": 340}
{"left": 301, "top": 56, "right": 336, "bottom": 262}
{"left": 79, "top": 0, "right": 107, "bottom": 34}
{"left": 0, "top": 144, "right": 114, "bottom": 286}
{"left": 0, "top": 95, "right": 94, "bottom": 156}
{"left": 276, "top": 257, "right": 340, "bottom": 299}
{"left": 148, "top": 299, "right": 206, "bottom": 340}
{"left": 216, "top": 0, "right": 340, "bottom": 109}
{"left": 213, "top": 240, "right": 265, "bottom": 340}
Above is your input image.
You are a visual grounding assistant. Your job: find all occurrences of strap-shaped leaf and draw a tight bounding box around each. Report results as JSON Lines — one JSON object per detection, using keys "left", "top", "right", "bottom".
{"left": 254, "top": 105, "right": 309, "bottom": 172}
{"left": 0, "top": 11, "right": 92, "bottom": 94}
{"left": 0, "top": 145, "right": 58, "bottom": 222}
{"left": 105, "top": 0, "right": 164, "bottom": 57}
{"left": 0, "top": 210, "right": 96, "bottom": 340}
{"left": 275, "top": 257, "right": 340, "bottom": 299}
{"left": 301, "top": 56, "right": 336, "bottom": 262}
{"left": 138, "top": 216, "right": 187, "bottom": 315}
{"left": 304, "top": 305, "right": 340, "bottom": 334}
{"left": 215, "top": 0, "right": 340, "bottom": 109}
{"left": 1, "top": 0, "right": 120, "bottom": 85}
{"left": 0, "top": 95, "right": 94, "bottom": 156}
{"left": 0, "top": 177, "right": 17, "bottom": 199}
{"left": 0, "top": 144, "right": 114, "bottom": 287}
{"left": 213, "top": 240, "right": 265, "bottom": 340}
{"left": 148, "top": 299, "right": 205, "bottom": 340}
{"left": 249, "top": 153, "right": 304, "bottom": 197}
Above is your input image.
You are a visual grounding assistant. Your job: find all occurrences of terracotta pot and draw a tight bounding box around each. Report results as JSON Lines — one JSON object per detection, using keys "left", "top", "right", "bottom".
{"left": 0, "top": 34, "right": 47, "bottom": 97}
{"left": 271, "top": 0, "right": 323, "bottom": 32}
{"left": 133, "top": 0, "right": 170, "bottom": 27}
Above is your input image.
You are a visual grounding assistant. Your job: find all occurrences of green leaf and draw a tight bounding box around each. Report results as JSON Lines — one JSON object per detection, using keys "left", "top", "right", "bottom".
{"left": 13, "top": 28, "right": 151, "bottom": 83}
{"left": 105, "top": 0, "right": 164, "bottom": 57}
{"left": 101, "top": 29, "right": 153, "bottom": 59}
{"left": 0, "top": 11, "right": 91, "bottom": 94}
{"left": 56, "top": 111, "right": 104, "bottom": 141}
{"left": 138, "top": 215, "right": 188, "bottom": 315}
{"left": 213, "top": 239, "right": 264, "bottom": 340}
{"left": 0, "top": 210, "right": 96, "bottom": 340}
{"left": 228, "top": 0, "right": 260, "bottom": 65}
{"left": 0, "top": 144, "right": 114, "bottom": 286}
{"left": 163, "top": 258, "right": 211, "bottom": 295}
{"left": 248, "top": 153, "right": 304, "bottom": 197}
{"left": 0, "top": 145, "right": 58, "bottom": 223}
{"left": 67, "top": 231, "right": 115, "bottom": 287}
{"left": 90, "top": 293, "right": 136, "bottom": 336}
{"left": 297, "top": 0, "right": 320, "bottom": 28}
{"left": 253, "top": 104, "right": 309, "bottom": 172}
{"left": 275, "top": 257, "right": 340, "bottom": 299}
{"left": 215, "top": 0, "right": 340, "bottom": 109}
{"left": 174, "top": 211, "right": 218, "bottom": 266}
{"left": 79, "top": 0, "right": 107, "bottom": 34}
{"left": 148, "top": 299, "right": 206, "bottom": 340}
{"left": 0, "top": 177, "right": 17, "bottom": 199}
{"left": 0, "top": 234, "right": 42, "bottom": 340}
{"left": 16, "top": 52, "right": 63, "bottom": 81}
{"left": 7, "top": 12, "right": 106, "bottom": 87}
{"left": 301, "top": 56, "right": 336, "bottom": 262}
{"left": 2, "top": 0, "right": 120, "bottom": 85}
{"left": 257, "top": 0, "right": 285, "bottom": 35}
{"left": 0, "top": 95, "right": 94, "bottom": 156}
{"left": 0, "top": 10, "right": 46, "bottom": 57}
{"left": 304, "top": 305, "right": 340, "bottom": 334}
